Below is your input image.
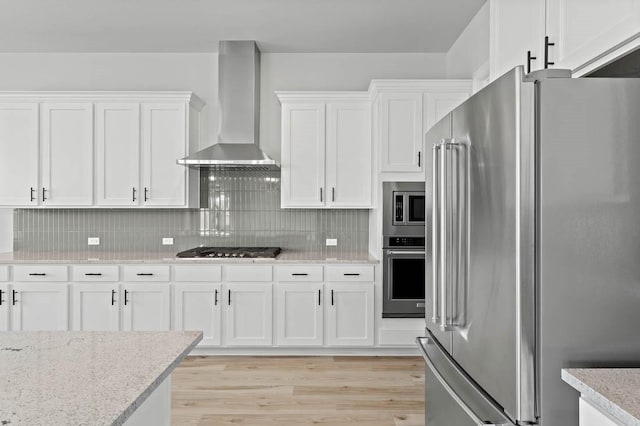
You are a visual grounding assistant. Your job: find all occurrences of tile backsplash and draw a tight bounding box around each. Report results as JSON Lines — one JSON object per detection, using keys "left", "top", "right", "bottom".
{"left": 13, "top": 170, "right": 369, "bottom": 256}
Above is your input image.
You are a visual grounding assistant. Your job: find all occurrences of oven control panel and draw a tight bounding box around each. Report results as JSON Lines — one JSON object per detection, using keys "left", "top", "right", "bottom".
{"left": 387, "top": 237, "right": 425, "bottom": 247}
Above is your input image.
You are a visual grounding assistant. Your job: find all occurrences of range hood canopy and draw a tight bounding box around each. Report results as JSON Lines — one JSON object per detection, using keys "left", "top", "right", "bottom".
{"left": 177, "top": 40, "right": 278, "bottom": 169}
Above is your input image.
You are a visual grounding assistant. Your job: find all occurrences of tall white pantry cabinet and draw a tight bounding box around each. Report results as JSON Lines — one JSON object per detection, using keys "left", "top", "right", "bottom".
{"left": 0, "top": 92, "right": 204, "bottom": 208}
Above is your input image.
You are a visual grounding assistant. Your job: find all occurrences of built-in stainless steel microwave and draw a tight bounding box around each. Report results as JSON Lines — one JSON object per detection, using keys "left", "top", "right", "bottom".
{"left": 392, "top": 191, "right": 425, "bottom": 226}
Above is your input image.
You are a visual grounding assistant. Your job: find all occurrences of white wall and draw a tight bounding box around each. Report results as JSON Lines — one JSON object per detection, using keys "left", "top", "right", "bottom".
{"left": 260, "top": 52, "right": 447, "bottom": 161}
{"left": 446, "top": 2, "right": 490, "bottom": 79}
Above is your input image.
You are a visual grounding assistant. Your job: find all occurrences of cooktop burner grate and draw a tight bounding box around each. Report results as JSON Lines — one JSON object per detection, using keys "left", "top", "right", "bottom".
{"left": 176, "top": 247, "right": 281, "bottom": 259}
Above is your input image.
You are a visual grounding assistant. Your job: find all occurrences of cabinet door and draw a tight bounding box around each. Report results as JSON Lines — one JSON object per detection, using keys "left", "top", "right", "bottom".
{"left": 96, "top": 103, "right": 141, "bottom": 206}
{"left": 326, "top": 101, "right": 372, "bottom": 208}
{"left": 72, "top": 283, "right": 120, "bottom": 331}
{"left": 423, "top": 91, "right": 471, "bottom": 132}
{"left": 275, "top": 283, "right": 323, "bottom": 346}
{"left": 489, "top": 0, "right": 546, "bottom": 80}
{"left": 141, "top": 103, "right": 187, "bottom": 206}
{"left": 224, "top": 283, "right": 273, "bottom": 346}
{"left": 122, "top": 284, "right": 171, "bottom": 331}
{"left": 41, "top": 103, "right": 93, "bottom": 206}
{"left": 11, "top": 283, "right": 69, "bottom": 331}
{"left": 326, "top": 283, "right": 374, "bottom": 346}
{"left": 379, "top": 92, "right": 423, "bottom": 173}
{"left": 0, "top": 103, "right": 39, "bottom": 206}
{"left": 281, "top": 103, "right": 326, "bottom": 208}
{"left": 0, "top": 284, "right": 9, "bottom": 331}
{"left": 547, "top": 0, "right": 640, "bottom": 73}
{"left": 174, "top": 283, "right": 221, "bottom": 346}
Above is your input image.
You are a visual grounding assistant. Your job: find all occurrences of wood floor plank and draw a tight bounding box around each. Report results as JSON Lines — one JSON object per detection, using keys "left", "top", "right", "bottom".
{"left": 171, "top": 355, "right": 425, "bottom": 426}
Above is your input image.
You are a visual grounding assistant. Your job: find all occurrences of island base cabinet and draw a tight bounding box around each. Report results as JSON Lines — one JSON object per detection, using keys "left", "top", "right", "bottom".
{"left": 122, "top": 284, "right": 171, "bottom": 331}
{"left": 224, "top": 283, "right": 273, "bottom": 346}
{"left": 11, "top": 283, "right": 69, "bottom": 331}
{"left": 0, "top": 283, "right": 9, "bottom": 331}
{"left": 326, "top": 283, "right": 374, "bottom": 347}
{"left": 579, "top": 397, "right": 619, "bottom": 426}
{"left": 72, "top": 283, "right": 120, "bottom": 331}
{"left": 275, "top": 283, "right": 323, "bottom": 346}
{"left": 173, "top": 283, "right": 221, "bottom": 346}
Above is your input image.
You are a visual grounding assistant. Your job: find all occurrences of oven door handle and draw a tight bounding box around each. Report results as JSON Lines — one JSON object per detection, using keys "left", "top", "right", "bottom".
{"left": 386, "top": 250, "right": 425, "bottom": 256}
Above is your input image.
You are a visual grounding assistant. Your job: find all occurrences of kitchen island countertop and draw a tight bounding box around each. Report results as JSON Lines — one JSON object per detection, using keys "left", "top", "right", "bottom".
{"left": 562, "top": 368, "right": 640, "bottom": 425}
{"left": 0, "top": 250, "right": 379, "bottom": 264}
{"left": 0, "top": 331, "right": 202, "bottom": 426}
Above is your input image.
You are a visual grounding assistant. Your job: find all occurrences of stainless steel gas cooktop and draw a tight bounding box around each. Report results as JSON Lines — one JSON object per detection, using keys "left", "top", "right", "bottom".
{"left": 176, "top": 247, "right": 281, "bottom": 259}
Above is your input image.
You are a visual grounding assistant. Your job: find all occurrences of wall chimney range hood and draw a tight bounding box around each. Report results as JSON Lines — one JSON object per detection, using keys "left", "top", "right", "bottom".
{"left": 177, "top": 40, "right": 278, "bottom": 169}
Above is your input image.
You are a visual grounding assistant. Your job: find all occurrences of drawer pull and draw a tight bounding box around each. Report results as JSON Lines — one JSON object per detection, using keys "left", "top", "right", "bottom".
{"left": 136, "top": 273, "right": 154, "bottom": 276}
{"left": 292, "top": 273, "right": 308, "bottom": 276}
{"left": 85, "top": 273, "right": 102, "bottom": 276}
{"left": 344, "top": 273, "right": 360, "bottom": 276}
{"left": 29, "top": 273, "right": 46, "bottom": 276}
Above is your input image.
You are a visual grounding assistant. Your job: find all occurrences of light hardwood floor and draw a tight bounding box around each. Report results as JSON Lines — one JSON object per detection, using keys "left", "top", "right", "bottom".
{"left": 171, "top": 356, "right": 425, "bottom": 426}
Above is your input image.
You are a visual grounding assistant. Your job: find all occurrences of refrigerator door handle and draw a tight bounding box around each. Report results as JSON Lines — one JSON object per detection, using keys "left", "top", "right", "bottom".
{"left": 416, "top": 335, "right": 514, "bottom": 426}
{"left": 432, "top": 143, "right": 442, "bottom": 325}
{"left": 439, "top": 139, "right": 449, "bottom": 331}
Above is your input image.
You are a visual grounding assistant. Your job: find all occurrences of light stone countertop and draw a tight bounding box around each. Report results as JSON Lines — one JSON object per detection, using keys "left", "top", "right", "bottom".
{"left": 562, "top": 368, "right": 640, "bottom": 425}
{"left": 0, "top": 331, "right": 202, "bottom": 426}
{"left": 0, "top": 250, "right": 379, "bottom": 264}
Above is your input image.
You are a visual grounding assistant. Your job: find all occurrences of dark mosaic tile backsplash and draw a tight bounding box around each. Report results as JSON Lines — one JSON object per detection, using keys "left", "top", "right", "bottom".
{"left": 13, "top": 170, "right": 369, "bottom": 256}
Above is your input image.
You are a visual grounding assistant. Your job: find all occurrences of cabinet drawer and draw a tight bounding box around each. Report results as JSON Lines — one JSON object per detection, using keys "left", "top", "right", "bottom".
{"left": 173, "top": 265, "right": 222, "bottom": 282}
{"left": 275, "top": 265, "right": 323, "bottom": 282}
{"left": 326, "top": 265, "right": 374, "bottom": 282}
{"left": 0, "top": 266, "right": 7, "bottom": 281}
{"left": 13, "top": 265, "right": 69, "bottom": 282}
{"left": 72, "top": 265, "right": 120, "bottom": 282}
{"left": 225, "top": 265, "right": 272, "bottom": 282}
{"left": 123, "top": 265, "right": 170, "bottom": 282}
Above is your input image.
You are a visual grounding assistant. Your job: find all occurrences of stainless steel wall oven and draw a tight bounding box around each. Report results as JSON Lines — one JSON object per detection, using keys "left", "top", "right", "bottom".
{"left": 383, "top": 182, "right": 426, "bottom": 318}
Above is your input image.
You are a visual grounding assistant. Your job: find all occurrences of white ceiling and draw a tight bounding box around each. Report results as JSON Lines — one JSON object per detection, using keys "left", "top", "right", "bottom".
{"left": 0, "top": 0, "right": 485, "bottom": 53}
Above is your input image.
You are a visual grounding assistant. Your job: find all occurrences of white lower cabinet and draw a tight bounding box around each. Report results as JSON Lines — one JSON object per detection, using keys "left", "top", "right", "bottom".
{"left": 326, "top": 282, "right": 375, "bottom": 347}
{"left": 11, "top": 283, "right": 69, "bottom": 331}
{"left": 0, "top": 283, "right": 10, "bottom": 331}
{"left": 275, "top": 283, "right": 323, "bottom": 346}
{"left": 224, "top": 283, "right": 273, "bottom": 346}
{"left": 72, "top": 283, "right": 120, "bottom": 331}
{"left": 173, "top": 283, "right": 221, "bottom": 347}
{"left": 122, "top": 284, "right": 171, "bottom": 331}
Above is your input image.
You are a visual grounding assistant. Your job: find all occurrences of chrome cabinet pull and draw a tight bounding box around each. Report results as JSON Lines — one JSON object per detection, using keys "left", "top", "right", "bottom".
{"left": 544, "top": 36, "right": 555, "bottom": 69}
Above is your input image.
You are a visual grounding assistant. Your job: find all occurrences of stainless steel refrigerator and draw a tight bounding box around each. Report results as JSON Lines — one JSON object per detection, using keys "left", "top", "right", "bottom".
{"left": 417, "top": 66, "right": 640, "bottom": 425}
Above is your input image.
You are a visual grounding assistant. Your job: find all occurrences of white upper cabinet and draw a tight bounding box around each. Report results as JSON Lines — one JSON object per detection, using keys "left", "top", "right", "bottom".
{"left": 280, "top": 101, "right": 326, "bottom": 208}
{"left": 278, "top": 93, "right": 373, "bottom": 209}
{"left": 0, "top": 103, "right": 39, "bottom": 206}
{"left": 378, "top": 92, "right": 423, "bottom": 173}
{"left": 96, "top": 103, "right": 141, "bottom": 206}
{"left": 489, "top": 0, "right": 640, "bottom": 79}
{"left": 325, "top": 101, "right": 372, "bottom": 208}
{"left": 489, "top": 0, "right": 546, "bottom": 80}
{"left": 141, "top": 103, "right": 188, "bottom": 206}
{"left": 41, "top": 102, "right": 94, "bottom": 206}
{"left": 546, "top": 0, "right": 640, "bottom": 75}
{"left": 0, "top": 92, "right": 203, "bottom": 208}
{"left": 370, "top": 81, "right": 472, "bottom": 178}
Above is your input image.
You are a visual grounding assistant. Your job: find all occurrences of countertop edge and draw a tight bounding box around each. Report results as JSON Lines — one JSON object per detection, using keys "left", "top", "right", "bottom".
{"left": 562, "top": 369, "right": 640, "bottom": 426}
{"left": 112, "top": 331, "right": 203, "bottom": 426}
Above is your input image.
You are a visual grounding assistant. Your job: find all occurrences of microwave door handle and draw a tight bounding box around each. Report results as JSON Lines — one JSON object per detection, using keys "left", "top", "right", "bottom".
{"left": 387, "top": 250, "right": 426, "bottom": 256}
{"left": 432, "top": 143, "right": 442, "bottom": 325}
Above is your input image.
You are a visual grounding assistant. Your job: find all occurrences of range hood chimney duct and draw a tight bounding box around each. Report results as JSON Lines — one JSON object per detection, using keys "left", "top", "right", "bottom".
{"left": 177, "top": 40, "right": 278, "bottom": 169}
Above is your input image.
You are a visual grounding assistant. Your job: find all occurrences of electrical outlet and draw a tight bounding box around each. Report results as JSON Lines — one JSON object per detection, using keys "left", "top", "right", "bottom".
{"left": 162, "top": 237, "right": 174, "bottom": 246}
{"left": 326, "top": 238, "right": 338, "bottom": 246}
{"left": 87, "top": 237, "right": 100, "bottom": 246}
